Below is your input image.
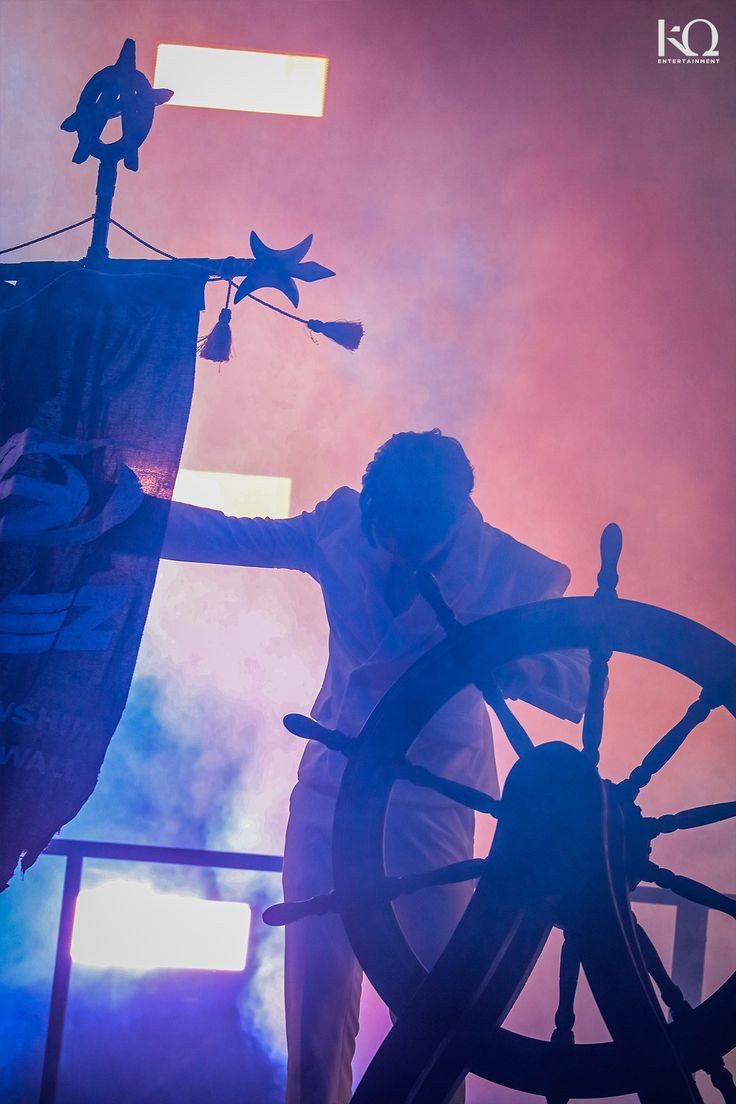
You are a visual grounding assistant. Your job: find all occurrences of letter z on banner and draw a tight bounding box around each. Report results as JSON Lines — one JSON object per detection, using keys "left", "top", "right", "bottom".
{"left": 0, "top": 267, "right": 205, "bottom": 887}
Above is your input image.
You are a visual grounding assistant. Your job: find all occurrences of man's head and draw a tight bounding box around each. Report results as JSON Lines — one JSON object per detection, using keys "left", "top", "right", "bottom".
{"left": 360, "top": 430, "right": 474, "bottom": 568}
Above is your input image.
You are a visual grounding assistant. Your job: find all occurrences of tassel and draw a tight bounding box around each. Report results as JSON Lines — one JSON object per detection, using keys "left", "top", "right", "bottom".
{"left": 198, "top": 307, "right": 233, "bottom": 362}
{"left": 199, "top": 276, "right": 235, "bottom": 363}
{"left": 307, "top": 318, "right": 364, "bottom": 351}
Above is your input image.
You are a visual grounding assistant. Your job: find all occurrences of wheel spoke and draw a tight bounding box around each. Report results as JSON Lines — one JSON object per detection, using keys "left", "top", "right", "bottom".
{"left": 644, "top": 861, "right": 736, "bottom": 920}
{"left": 382, "top": 858, "right": 487, "bottom": 899}
{"left": 620, "top": 689, "right": 719, "bottom": 798}
{"left": 263, "top": 857, "right": 487, "bottom": 926}
{"left": 710, "top": 1068, "right": 736, "bottom": 1104}
{"left": 482, "top": 680, "right": 535, "bottom": 758}
{"left": 582, "top": 520, "right": 622, "bottom": 770}
{"left": 545, "top": 935, "right": 581, "bottom": 1104}
{"left": 394, "top": 762, "right": 500, "bottom": 815}
{"left": 635, "top": 920, "right": 690, "bottom": 1018}
{"left": 635, "top": 921, "right": 736, "bottom": 1103}
{"left": 581, "top": 645, "right": 610, "bottom": 767}
{"left": 552, "top": 935, "right": 581, "bottom": 1045}
{"left": 283, "top": 713, "right": 500, "bottom": 815}
{"left": 263, "top": 889, "right": 337, "bottom": 925}
{"left": 415, "top": 567, "right": 461, "bottom": 636}
{"left": 416, "top": 567, "right": 534, "bottom": 757}
{"left": 352, "top": 875, "right": 553, "bottom": 1104}
{"left": 283, "top": 712, "right": 352, "bottom": 752}
{"left": 571, "top": 883, "right": 702, "bottom": 1103}
{"left": 595, "top": 522, "right": 623, "bottom": 598}
{"left": 649, "top": 800, "right": 736, "bottom": 838}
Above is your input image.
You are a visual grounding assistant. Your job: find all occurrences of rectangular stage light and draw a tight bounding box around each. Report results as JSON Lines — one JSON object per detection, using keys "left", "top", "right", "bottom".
{"left": 173, "top": 469, "right": 292, "bottom": 518}
{"left": 154, "top": 44, "right": 328, "bottom": 117}
{"left": 71, "top": 879, "right": 251, "bottom": 972}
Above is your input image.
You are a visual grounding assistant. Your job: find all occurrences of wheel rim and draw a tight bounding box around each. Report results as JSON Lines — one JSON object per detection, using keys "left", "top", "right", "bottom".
{"left": 333, "top": 596, "right": 736, "bottom": 1097}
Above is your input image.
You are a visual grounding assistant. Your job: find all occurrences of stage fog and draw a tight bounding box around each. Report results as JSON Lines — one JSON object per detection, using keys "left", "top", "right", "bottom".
{"left": 0, "top": 2, "right": 733, "bottom": 1103}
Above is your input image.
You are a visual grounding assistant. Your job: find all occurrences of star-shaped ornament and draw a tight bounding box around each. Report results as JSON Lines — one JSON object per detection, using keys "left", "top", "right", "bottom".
{"left": 233, "top": 231, "right": 335, "bottom": 308}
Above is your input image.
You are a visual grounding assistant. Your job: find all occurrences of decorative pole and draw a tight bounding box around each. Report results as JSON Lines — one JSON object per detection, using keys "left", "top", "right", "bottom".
{"left": 60, "top": 38, "right": 173, "bottom": 263}
{"left": 87, "top": 157, "right": 118, "bottom": 263}
{"left": 50, "top": 37, "right": 363, "bottom": 354}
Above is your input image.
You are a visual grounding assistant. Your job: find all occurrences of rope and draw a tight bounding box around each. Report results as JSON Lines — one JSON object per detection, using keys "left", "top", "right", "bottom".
{"left": 0, "top": 218, "right": 332, "bottom": 336}
{"left": 0, "top": 216, "right": 94, "bottom": 256}
{"left": 109, "top": 222, "right": 319, "bottom": 325}
{"left": 109, "top": 218, "right": 203, "bottom": 267}
{"left": 247, "top": 293, "right": 309, "bottom": 327}
{"left": 0, "top": 219, "right": 220, "bottom": 314}
{"left": 0, "top": 216, "right": 307, "bottom": 317}
{"left": 109, "top": 221, "right": 315, "bottom": 325}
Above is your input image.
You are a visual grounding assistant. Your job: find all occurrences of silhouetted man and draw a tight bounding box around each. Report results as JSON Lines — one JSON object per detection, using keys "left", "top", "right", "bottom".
{"left": 151, "top": 429, "right": 587, "bottom": 1104}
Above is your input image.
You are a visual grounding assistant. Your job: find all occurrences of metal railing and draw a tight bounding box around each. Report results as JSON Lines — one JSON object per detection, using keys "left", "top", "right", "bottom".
{"left": 39, "top": 838, "right": 283, "bottom": 1104}
{"left": 37, "top": 838, "right": 711, "bottom": 1104}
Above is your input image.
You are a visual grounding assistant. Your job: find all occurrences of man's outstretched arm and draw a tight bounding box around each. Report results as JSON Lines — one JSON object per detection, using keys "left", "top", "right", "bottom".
{"left": 160, "top": 500, "right": 316, "bottom": 571}
{"left": 106, "top": 489, "right": 344, "bottom": 575}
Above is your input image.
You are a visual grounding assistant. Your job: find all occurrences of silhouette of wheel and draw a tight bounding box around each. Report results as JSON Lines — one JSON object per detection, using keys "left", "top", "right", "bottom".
{"left": 330, "top": 528, "right": 736, "bottom": 1103}
{"left": 268, "top": 527, "right": 736, "bottom": 1103}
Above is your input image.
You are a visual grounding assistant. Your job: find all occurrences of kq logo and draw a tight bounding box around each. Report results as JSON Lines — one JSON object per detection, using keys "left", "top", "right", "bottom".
{"left": 658, "top": 19, "right": 720, "bottom": 63}
{"left": 0, "top": 428, "right": 142, "bottom": 545}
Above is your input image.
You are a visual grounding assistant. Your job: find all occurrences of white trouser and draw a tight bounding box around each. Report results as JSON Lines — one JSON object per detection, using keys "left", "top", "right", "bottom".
{"left": 282, "top": 781, "right": 474, "bottom": 1104}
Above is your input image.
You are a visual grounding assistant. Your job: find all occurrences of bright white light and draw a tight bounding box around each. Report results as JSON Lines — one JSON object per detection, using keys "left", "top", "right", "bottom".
{"left": 173, "top": 469, "right": 292, "bottom": 518}
{"left": 154, "top": 44, "right": 328, "bottom": 117}
{"left": 71, "top": 879, "right": 251, "bottom": 972}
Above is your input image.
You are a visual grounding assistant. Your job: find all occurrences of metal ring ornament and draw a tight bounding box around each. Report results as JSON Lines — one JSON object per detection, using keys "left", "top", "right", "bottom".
{"left": 60, "top": 40, "right": 172, "bottom": 170}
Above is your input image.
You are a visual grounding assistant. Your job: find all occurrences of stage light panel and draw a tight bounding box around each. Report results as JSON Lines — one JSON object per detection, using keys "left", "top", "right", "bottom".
{"left": 71, "top": 879, "right": 251, "bottom": 972}
{"left": 173, "top": 469, "right": 292, "bottom": 518}
{"left": 154, "top": 44, "right": 328, "bottom": 117}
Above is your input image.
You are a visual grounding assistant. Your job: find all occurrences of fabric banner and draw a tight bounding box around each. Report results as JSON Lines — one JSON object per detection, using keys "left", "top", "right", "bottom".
{"left": 0, "top": 266, "right": 205, "bottom": 887}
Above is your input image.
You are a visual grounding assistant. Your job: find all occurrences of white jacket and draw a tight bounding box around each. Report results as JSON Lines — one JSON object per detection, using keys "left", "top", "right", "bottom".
{"left": 161, "top": 487, "right": 588, "bottom": 803}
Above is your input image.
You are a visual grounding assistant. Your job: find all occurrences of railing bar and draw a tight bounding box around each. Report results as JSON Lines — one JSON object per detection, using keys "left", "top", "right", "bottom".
{"left": 672, "top": 899, "right": 709, "bottom": 1006}
{"left": 43, "top": 839, "right": 283, "bottom": 872}
{"left": 34, "top": 839, "right": 732, "bottom": 1104}
{"left": 41, "top": 847, "right": 732, "bottom": 899}
{"left": 630, "top": 886, "right": 736, "bottom": 906}
{"left": 39, "top": 852, "right": 83, "bottom": 1104}
{"left": 631, "top": 886, "right": 688, "bottom": 906}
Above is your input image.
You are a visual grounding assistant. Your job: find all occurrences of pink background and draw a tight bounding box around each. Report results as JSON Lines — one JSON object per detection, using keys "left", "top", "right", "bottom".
{"left": 1, "top": 2, "right": 734, "bottom": 1101}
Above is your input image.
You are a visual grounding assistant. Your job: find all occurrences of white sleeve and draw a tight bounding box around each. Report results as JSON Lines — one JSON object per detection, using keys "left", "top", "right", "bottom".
{"left": 484, "top": 534, "right": 590, "bottom": 722}
{"left": 495, "top": 649, "right": 590, "bottom": 723}
{"left": 160, "top": 490, "right": 348, "bottom": 574}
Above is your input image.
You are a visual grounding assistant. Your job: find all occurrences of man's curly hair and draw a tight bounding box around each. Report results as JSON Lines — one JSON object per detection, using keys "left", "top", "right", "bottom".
{"left": 360, "top": 429, "right": 474, "bottom": 547}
